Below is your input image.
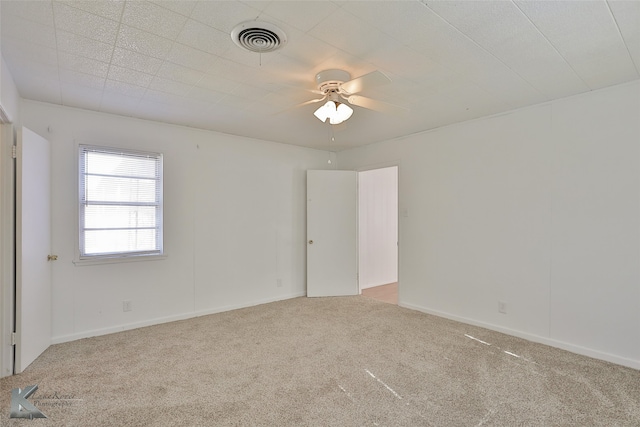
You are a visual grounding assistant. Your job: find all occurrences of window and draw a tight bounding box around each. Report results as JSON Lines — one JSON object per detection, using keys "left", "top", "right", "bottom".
{"left": 79, "top": 145, "right": 163, "bottom": 259}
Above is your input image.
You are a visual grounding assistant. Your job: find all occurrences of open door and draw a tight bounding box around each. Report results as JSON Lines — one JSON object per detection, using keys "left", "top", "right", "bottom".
{"left": 307, "top": 170, "right": 358, "bottom": 297}
{"left": 15, "top": 127, "right": 52, "bottom": 373}
{"left": 0, "top": 124, "right": 15, "bottom": 377}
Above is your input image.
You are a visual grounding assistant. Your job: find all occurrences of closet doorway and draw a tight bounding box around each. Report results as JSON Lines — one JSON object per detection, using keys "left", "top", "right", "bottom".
{"left": 358, "top": 166, "right": 398, "bottom": 305}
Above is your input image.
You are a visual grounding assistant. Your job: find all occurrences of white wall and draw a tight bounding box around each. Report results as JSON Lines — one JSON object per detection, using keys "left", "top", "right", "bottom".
{"left": 358, "top": 166, "right": 398, "bottom": 289}
{"left": 338, "top": 80, "right": 640, "bottom": 369}
{"left": 0, "top": 56, "right": 20, "bottom": 123}
{"left": 21, "top": 101, "right": 331, "bottom": 343}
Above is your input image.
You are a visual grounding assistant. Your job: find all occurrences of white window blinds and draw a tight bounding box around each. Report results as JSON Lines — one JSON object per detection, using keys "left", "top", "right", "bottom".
{"left": 79, "top": 145, "right": 163, "bottom": 258}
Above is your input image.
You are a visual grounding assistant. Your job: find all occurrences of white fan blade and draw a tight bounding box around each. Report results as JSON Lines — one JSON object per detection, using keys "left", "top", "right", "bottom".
{"left": 275, "top": 96, "right": 327, "bottom": 115}
{"left": 340, "top": 70, "right": 391, "bottom": 95}
{"left": 297, "top": 97, "right": 327, "bottom": 107}
{"left": 347, "top": 95, "right": 407, "bottom": 114}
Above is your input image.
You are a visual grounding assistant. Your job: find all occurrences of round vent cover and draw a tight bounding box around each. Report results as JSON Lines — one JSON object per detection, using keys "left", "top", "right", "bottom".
{"left": 231, "top": 21, "right": 287, "bottom": 53}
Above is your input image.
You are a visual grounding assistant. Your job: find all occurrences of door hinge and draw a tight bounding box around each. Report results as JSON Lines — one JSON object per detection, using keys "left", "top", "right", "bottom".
{"left": 11, "top": 145, "right": 17, "bottom": 159}
{"left": 10, "top": 332, "right": 16, "bottom": 346}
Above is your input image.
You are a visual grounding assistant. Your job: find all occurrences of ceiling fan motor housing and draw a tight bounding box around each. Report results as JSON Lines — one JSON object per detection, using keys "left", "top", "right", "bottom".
{"left": 316, "top": 69, "right": 351, "bottom": 94}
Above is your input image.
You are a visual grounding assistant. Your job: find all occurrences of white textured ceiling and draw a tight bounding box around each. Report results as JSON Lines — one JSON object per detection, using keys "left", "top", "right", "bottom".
{"left": 1, "top": 0, "right": 639, "bottom": 151}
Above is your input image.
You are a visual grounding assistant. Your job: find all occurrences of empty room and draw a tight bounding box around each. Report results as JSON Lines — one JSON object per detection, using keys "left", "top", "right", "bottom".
{"left": 0, "top": 1, "right": 639, "bottom": 425}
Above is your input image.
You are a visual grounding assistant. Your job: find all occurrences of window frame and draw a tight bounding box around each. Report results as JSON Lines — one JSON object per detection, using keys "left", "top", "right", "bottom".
{"left": 77, "top": 144, "right": 164, "bottom": 263}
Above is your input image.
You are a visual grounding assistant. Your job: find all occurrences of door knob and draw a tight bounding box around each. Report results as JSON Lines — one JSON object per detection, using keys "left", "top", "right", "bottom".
{"left": 47, "top": 255, "right": 58, "bottom": 261}
{"left": 308, "top": 240, "right": 313, "bottom": 244}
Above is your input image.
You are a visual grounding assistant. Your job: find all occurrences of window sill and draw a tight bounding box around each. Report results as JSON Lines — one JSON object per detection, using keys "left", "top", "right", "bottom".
{"left": 73, "top": 253, "right": 167, "bottom": 267}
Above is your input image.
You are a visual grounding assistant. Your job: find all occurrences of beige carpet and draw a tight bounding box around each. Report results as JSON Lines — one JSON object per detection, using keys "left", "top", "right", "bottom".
{"left": 1, "top": 296, "right": 639, "bottom": 426}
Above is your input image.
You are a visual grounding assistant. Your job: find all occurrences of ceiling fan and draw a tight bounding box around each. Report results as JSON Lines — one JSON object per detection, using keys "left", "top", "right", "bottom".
{"left": 296, "top": 69, "right": 406, "bottom": 125}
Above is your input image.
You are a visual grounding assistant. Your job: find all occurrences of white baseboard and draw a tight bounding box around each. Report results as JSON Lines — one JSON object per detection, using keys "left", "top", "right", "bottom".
{"left": 51, "top": 292, "right": 306, "bottom": 345}
{"left": 399, "top": 302, "right": 640, "bottom": 371}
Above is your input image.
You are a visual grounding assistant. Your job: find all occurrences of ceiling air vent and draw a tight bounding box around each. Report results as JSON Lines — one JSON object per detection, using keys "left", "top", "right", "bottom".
{"left": 231, "top": 21, "right": 287, "bottom": 53}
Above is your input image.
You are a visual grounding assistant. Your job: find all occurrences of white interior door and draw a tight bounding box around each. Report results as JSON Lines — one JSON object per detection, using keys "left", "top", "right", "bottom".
{"left": 307, "top": 170, "right": 358, "bottom": 297}
{"left": 0, "top": 124, "right": 15, "bottom": 377}
{"left": 15, "top": 127, "right": 52, "bottom": 373}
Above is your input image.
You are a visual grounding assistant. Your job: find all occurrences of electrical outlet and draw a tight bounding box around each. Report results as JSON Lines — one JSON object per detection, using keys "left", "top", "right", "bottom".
{"left": 276, "top": 278, "right": 283, "bottom": 288}
{"left": 498, "top": 301, "right": 507, "bottom": 314}
{"left": 123, "top": 300, "right": 132, "bottom": 312}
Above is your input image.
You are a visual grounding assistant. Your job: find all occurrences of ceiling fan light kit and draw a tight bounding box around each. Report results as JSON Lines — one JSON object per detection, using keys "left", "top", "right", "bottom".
{"left": 314, "top": 100, "right": 354, "bottom": 125}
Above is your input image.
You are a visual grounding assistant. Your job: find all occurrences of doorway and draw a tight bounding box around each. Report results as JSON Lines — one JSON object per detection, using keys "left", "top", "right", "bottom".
{"left": 358, "top": 166, "right": 398, "bottom": 304}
